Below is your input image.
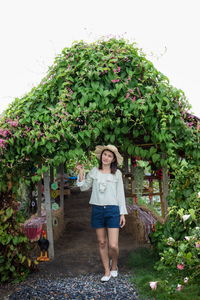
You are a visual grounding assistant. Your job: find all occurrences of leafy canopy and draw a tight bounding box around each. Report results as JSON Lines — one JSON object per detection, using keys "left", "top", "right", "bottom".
{"left": 0, "top": 38, "right": 199, "bottom": 189}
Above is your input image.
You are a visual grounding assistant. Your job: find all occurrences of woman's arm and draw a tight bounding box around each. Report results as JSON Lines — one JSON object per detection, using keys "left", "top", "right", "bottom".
{"left": 76, "top": 166, "right": 94, "bottom": 191}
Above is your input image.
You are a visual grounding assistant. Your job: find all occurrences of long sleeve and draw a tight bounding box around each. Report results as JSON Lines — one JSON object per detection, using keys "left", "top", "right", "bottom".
{"left": 76, "top": 168, "right": 95, "bottom": 191}
{"left": 117, "top": 170, "right": 128, "bottom": 215}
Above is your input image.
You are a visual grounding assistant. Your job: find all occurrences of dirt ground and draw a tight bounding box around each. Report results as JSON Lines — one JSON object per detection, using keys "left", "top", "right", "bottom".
{"left": 1, "top": 188, "right": 141, "bottom": 298}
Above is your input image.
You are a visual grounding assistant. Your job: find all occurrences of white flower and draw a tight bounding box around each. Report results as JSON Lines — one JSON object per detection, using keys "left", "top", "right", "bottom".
{"left": 195, "top": 227, "right": 200, "bottom": 230}
{"left": 185, "top": 236, "right": 191, "bottom": 241}
{"left": 198, "top": 191, "right": 200, "bottom": 198}
{"left": 184, "top": 277, "right": 189, "bottom": 283}
{"left": 167, "top": 237, "right": 175, "bottom": 245}
{"left": 149, "top": 281, "right": 158, "bottom": 290}
{"left": 176, "top": 284, "right": 183, "bottom": 291}
{"left": 182, "top": 214, "right": 190, "bottom": 222}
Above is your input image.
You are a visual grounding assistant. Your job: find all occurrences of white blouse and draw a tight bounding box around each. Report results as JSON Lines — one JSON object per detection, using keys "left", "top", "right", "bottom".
{"left": 76, "top": 167, "right": 128, "bottom": 215}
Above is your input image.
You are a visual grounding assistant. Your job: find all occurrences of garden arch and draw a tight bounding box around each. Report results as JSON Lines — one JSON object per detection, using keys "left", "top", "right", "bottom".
{"left": 0, "top": 38, "right": 199, "bottom": 259}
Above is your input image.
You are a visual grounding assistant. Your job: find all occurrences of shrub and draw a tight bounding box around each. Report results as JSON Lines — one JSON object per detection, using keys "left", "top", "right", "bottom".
{"left": 0, "top": 190, "right": 38, "bottom": 283}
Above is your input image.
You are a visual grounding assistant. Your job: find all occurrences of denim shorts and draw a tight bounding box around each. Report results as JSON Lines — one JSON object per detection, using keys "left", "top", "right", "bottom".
{"left": 91, "top": 204, "right": 120, "bottom": 228}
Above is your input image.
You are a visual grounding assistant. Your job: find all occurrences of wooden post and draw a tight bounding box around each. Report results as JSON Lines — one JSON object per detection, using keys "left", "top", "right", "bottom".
{"left": 44, "top": 171, "right": 54, "bottom": 259}
{"left": 124, "top": 155, "right": 129, "bottom": 191}
{"left": 160, "top": 153, "right": 169, "bottom": 217}
{"left": 159, "top": 180, "right": 165, "bottom": 218}
{"left": 162, "top": 165, "right": 169, "bottom": 216}
{"left": 130, "top": 156, "right": 136, "bottom": 196}
{"left": 59, "top": 163, "right": 64, "bottom": 211}
{"left": 37, "top": 179, "right": 42, "bottom": 217}
{"left": 50, "top": 166, "right": 54, "bottom": 184}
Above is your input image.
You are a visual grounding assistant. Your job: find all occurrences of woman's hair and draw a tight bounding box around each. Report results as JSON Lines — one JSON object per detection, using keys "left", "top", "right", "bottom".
{"left": 98, "top": 149, "right": 118, "bottom": 174}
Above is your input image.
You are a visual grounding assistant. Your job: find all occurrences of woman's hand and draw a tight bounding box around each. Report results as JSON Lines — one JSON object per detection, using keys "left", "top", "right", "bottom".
{"left": 120, "top": 214, "right": 126, "bottom": 228}
{"left": 75, "top": 163, "right": 85, "bottom": 181}
{"left": 75, "top": 163, "right": 84, "bottom": 173}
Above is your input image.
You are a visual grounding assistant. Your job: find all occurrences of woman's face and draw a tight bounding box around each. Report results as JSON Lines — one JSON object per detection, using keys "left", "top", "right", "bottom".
{"left": 101, "top": 150, "right": 115, "bottom": 166}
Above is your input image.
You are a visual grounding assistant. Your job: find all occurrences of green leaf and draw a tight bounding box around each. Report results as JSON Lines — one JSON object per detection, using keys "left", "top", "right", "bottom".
{"left": 121, "top": 127, "right": 129, "bottom": 134}
{"left": 128, "top": 144, "right": 134, "bottom": 155}
{"left": 6, "top": 208, "right": 13, "bottom": 219}
{"left": 152, "top": 153, "right": 160, "bottom": 163}
{"left": 149, "top": 147, "right": 157, "bottom": 156}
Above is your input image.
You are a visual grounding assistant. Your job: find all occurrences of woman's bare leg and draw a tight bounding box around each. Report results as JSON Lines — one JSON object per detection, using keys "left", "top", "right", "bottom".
{"left": 95, "top": 228, "right": 110, "bottom": 276}
{"left": 107, "top": 228, "right": 119, "bottom": 270}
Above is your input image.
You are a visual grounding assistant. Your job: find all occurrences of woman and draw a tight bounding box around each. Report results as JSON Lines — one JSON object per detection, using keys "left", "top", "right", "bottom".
{"left": 76, "top": 145, "right": 128, "bottom": 282}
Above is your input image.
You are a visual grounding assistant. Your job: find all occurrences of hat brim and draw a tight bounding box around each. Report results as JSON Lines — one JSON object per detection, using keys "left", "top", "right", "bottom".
{"left": 94, "top": 145, "right": 123, "bottom": 165}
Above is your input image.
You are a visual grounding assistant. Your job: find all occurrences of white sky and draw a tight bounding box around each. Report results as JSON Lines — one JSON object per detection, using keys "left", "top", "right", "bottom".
{"left": 0, "top": 0, "right": 199, "bottom": 117}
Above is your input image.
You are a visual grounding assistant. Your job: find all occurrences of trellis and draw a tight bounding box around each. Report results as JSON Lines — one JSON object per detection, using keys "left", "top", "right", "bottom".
{"left": 1, "top": 38, "right": 198, "bottom": 261}
{"left": 123, "top": 154, "right": 169, "bottom": 223}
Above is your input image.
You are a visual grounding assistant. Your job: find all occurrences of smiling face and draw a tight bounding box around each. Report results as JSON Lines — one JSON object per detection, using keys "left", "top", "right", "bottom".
{"left": 101, "top": 150, "right": 116, "bottom": 166}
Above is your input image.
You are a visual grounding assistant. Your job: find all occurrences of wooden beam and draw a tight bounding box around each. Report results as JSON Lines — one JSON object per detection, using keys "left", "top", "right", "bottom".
{"left": 44, "top": 171, "right": 54, "bottom": 259}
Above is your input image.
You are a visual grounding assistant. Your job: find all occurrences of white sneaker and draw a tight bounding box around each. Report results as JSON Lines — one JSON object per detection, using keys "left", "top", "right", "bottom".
{"left": 101, "top": 274, "right": 111, "bottom": 282}
{"left": 110, "top": 267, "right": 118, "bottom": 277}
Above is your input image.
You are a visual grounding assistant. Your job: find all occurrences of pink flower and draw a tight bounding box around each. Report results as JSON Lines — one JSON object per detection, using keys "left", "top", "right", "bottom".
{"left": 0, "top": 128, "right": 10, "bottom": 137}
{"left": 149, "top": 281, "right": 158, "bottom": 290}
{"left": 184, "top": 277, "right": 189, "bottom": 283}
{"left": 176, "top": 284, "right": 183, "bottom": 291}
{"left": 7, "top": 119, "right": 19, "bottom": 127}
{"left": 0, "top": 138, "right": 7, "bottom": 149}
{"left": 195, "top": 242, "right": 200, "bottom": 248}
{"left": 126, "top": 93, "right": 130, "bottom": 99}
{"left": 131, "top": 96, "right": 136, "bottom": 102}
{"left": 111, "top": 79, "right": 120, "bottom": 83}
{"left": 177, "top": 264, "right": 184, "bottom": 270}
{"left": 114, "top": 66, "right": 121, "bottom": 73}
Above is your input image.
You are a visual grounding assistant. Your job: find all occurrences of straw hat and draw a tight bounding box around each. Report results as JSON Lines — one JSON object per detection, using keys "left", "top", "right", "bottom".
{"left": 94, "top": 145, "right": 123, "bottom": 165}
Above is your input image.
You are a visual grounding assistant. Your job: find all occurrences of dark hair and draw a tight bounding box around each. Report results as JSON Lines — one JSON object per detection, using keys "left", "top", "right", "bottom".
{"left": 98, "top": 149, "right": 118, "bottom": 174}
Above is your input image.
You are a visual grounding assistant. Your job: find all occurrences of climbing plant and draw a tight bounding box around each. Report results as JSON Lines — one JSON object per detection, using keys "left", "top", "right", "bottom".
{"left": 0, "top": 38, "right": 199, "bottom": 191}
{"left": 149, "top": 162, "right": 200, "bottom": 292}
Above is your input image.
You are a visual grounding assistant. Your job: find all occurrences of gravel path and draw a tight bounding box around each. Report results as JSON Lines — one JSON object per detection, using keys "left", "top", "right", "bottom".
{"left": 8, "top": 273, "right": 138, "bottom": 300}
